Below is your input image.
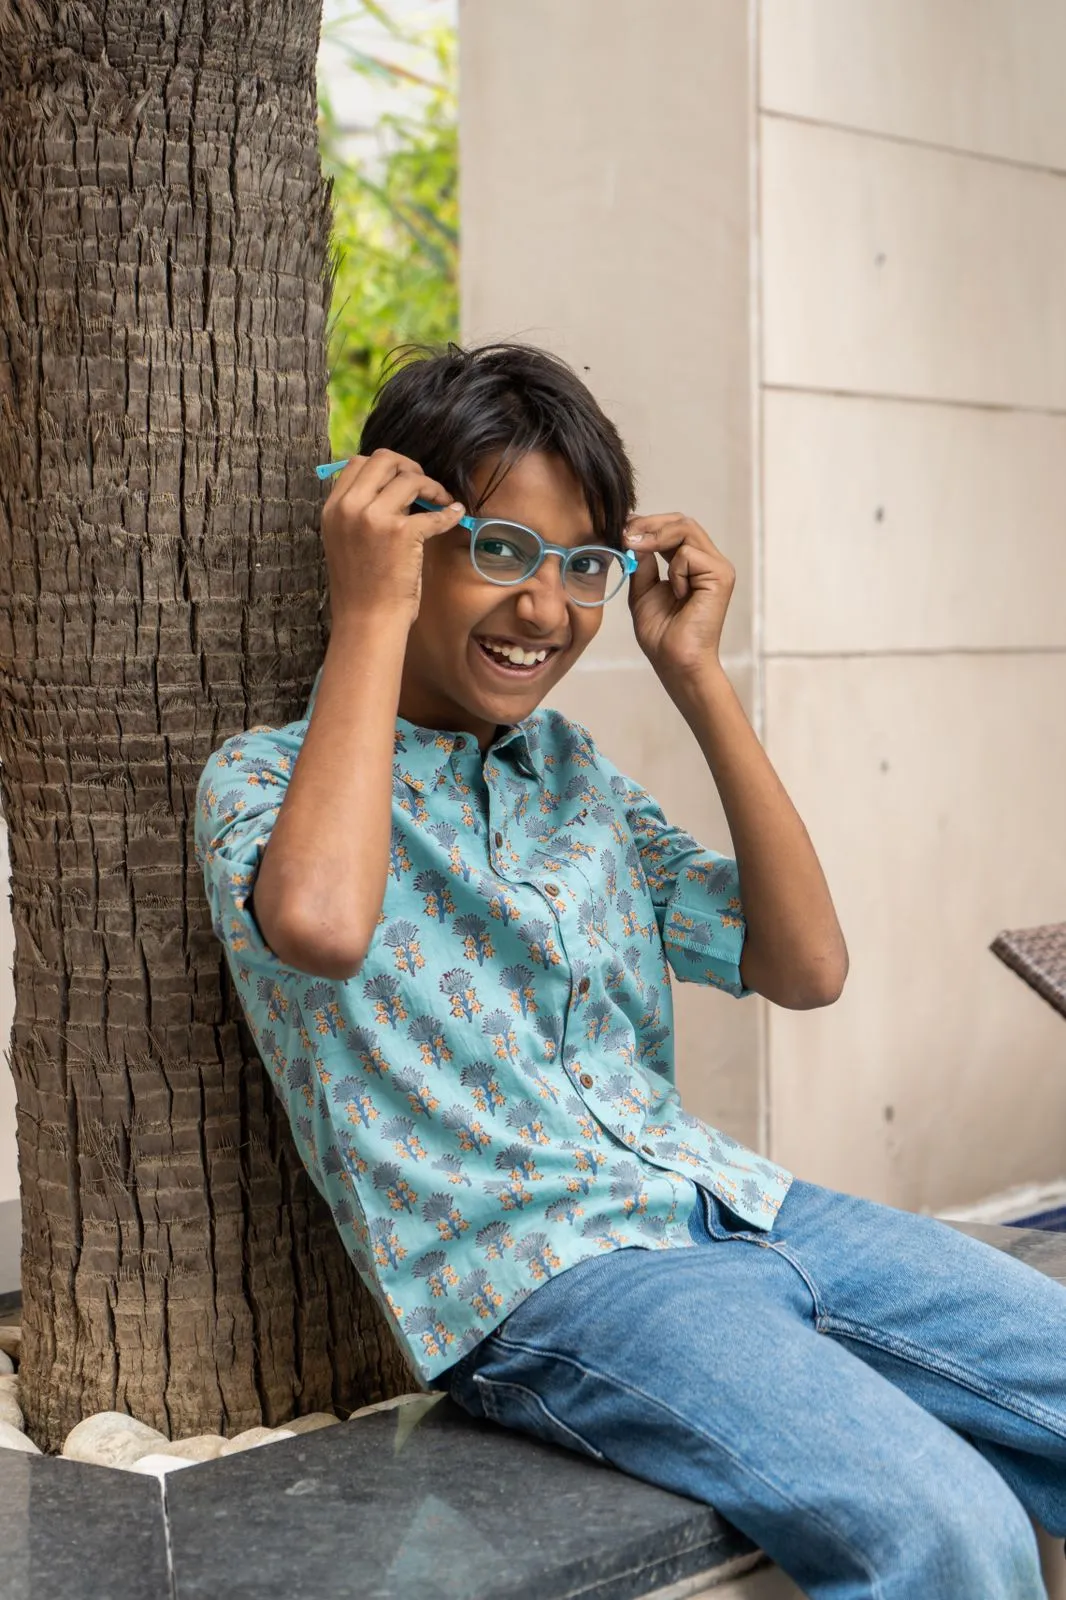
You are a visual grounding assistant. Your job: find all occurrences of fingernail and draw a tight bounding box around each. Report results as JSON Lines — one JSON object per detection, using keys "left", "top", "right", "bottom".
{"left": 450, "top": 501, "right": 465, "bottom": 512}
{"left": 625, "top": 530, "right": 644, "bottom": 544}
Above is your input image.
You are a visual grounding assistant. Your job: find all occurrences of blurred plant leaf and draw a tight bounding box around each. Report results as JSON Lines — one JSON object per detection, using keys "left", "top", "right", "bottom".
{"left": 319, "top": 11, "right": 458, "bottom": 456}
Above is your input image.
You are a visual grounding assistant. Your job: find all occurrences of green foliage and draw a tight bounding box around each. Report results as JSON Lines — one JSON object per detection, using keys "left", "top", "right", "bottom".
{"left": 319, "top": 10, "right": 458, "bottom": 457}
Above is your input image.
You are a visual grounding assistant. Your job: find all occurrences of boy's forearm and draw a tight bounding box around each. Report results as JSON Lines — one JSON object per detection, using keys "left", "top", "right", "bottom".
{"left": 667, "top": 664, "right": 848, "bottom": 1008}
{"left": 252, "top": 609, "right": 409, "bottom": 976}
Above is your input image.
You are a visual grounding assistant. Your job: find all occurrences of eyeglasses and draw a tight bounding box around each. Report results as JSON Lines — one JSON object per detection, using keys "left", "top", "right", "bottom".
{"left": 316, "top": 462, "right": 637, "bottom": 606}
{"left": 412, "top": 498, "right": 637, "bottom": 606}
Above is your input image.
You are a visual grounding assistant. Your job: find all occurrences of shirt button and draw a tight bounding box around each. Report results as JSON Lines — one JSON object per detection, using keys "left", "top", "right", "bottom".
{"left": 544, "top": 882, "right": 559, "bottom": 896}
{"left": 641, "top": 1143, "right": 655, "bottom": 1156}
{"left": 577, "top": 977, "right": 590, "bottom": 996}
{"left": 580, "top": 1073, "right": 594, "bottom": 1090}
{"left": 494, "top": 831, "right": 503, "bottom": 848}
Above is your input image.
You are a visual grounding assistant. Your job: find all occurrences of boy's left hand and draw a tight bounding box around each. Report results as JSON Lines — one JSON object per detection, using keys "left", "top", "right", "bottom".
{"left": 624, "top": 514, "right": 735, "bottom": 683}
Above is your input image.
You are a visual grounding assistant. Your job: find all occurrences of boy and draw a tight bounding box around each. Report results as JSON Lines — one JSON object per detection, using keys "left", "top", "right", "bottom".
{"left": 197, "top": 343, "right": 1066, "bottom": 1598}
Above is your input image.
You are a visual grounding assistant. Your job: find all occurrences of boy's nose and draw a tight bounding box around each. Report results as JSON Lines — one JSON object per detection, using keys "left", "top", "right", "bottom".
{"left": 513, "top": 559, "right": 571, "bottom": 629}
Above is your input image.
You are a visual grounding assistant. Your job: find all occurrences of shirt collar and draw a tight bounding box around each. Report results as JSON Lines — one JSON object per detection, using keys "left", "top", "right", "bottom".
{"left": 394, "top": 717, "right": 544, "bottom": 785}
{"left": 304, "top": 670, "right": 545, "bottom": 785}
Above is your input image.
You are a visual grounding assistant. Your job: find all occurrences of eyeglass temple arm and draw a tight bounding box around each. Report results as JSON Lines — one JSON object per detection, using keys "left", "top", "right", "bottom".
{"left": 411, "top": 496, "right": 478, "bottom": 531}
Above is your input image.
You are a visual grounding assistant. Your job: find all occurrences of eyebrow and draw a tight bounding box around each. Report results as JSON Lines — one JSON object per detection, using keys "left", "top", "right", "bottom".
{"left": 485, "top": 513, "right": 598, "bottom": 543}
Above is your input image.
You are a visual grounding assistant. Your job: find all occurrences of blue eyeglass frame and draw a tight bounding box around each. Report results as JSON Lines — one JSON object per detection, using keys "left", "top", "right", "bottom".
{"left": 411, "top": 497, "right": 638, "bottom": 607}
{"left": 314, "top": 460, "right": 637, "bottom": 605}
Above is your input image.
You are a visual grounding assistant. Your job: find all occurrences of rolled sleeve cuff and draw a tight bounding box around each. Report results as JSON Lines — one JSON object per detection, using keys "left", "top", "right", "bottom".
{"left": 661, "top": 857, "right": 753, "bottom": 997}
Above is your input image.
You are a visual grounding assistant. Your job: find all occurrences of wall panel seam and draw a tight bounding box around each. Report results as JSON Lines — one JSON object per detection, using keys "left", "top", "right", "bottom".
{"left": 751, "top": 0, "right": 771, "bottom": 1161}
{"left": 763, "top": 383, "right": 1066, "bottom": 422}
{"left": 759, "top": 107, "right": 1066, "bottom": 184}
{"left": 765, "top": 648, "right": 1066, "bottom": 662}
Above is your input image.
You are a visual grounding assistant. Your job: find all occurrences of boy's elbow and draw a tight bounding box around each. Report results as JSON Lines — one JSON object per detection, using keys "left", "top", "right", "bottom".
{"left": 747, "top": 941, "right": 848, "bottom": 1009}
{"left": 786, "top": 947, "right": 849, "bottom": 1010}
{"left": 253, "top": 896, "right": 368, "bottom": 982}
{"left": 290, "top": 944, "right": 367, "bottom": 983}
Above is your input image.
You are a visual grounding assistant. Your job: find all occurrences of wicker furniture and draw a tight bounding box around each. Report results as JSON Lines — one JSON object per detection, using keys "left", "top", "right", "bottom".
{"left": 990, "top": 923, "right": 1066, "bottom": 1021}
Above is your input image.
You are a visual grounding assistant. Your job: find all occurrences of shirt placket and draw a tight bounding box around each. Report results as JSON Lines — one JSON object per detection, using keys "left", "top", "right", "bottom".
{"left": 496, "top": 768, "right": 649, "bottom": 1158}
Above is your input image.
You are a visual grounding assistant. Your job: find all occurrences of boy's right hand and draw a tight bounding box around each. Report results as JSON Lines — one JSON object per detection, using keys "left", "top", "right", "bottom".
{"left": 321, "top": 449, "right": 466, "bottom": 626}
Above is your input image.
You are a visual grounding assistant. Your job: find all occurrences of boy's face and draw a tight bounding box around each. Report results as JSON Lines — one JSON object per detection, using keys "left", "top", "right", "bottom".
{"left": 398, "top": 450, "right": 606, "bottom": 749}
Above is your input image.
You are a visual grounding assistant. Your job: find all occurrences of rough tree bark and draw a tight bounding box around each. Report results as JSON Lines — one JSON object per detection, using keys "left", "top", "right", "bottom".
{"left": 0, "top": 0, "right": 411, "bottom": 1450}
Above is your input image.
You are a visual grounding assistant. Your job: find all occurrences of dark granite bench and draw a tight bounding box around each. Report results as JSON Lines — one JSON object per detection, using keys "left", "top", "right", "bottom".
{"left": 1, "top": 1223, "right": 1063, "bottom": 1600}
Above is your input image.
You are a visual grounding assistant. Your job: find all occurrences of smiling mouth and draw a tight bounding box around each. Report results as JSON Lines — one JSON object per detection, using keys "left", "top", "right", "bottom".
{"left": 473, "top": 637, "right": 561, "bottom": 677}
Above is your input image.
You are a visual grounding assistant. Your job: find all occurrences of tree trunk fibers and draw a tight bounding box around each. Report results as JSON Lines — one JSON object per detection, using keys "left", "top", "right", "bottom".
{"left": 0, "top": 0, "right": 411, "bottom": 1451}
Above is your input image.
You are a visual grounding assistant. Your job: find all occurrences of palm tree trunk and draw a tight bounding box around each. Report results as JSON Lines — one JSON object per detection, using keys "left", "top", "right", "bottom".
{"left": 0, "top": 0, "right": 410, "bottom": 1451}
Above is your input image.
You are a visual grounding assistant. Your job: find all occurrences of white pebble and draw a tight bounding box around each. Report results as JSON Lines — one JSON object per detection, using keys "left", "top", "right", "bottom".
{"left": 131, "top": 1453, "right": 196, "bottom": 1478}
{"left": 219, "top": 1426, "right": 296, "bottom": 1455}
{"left": 0, "top": 1393, "right": 23, "bottom": 1431}
{"left": 0, "top": 1350, "right": 13, "bottom": 1376}
{"left": 145, "top": 1434, "right": 226, "bottom": 1463}
{"left": 282, "top": 1413, "right": 340, "bottom": 1436}
{"left": 62, "top": 1412, "right": 168, "bottom": 1469}
{"left": 0, "top": 1419, "right": 38, "bottom": 1454}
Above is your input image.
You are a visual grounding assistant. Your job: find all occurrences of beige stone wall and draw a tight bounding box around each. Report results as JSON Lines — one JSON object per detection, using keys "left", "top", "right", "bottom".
{"left": 461, "top": 0, "right": 765, "bottom": 1148}
{"left": 461, "top": 0, "right": 1066, "bottom": 1211}
{"left": 758, "top": 0, "right": 1066, "bottom": 1209}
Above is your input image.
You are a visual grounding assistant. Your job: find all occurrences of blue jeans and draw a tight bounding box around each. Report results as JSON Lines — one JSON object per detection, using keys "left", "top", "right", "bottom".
{"left": 445, "top": 1179, "right": 1066, "bottom": 1598}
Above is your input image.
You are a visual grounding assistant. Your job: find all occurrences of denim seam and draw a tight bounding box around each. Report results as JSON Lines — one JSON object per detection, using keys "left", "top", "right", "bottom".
{"left": 759, "top": 1240, "right": 829, "bottom": 1323}
{"left": 472, "top": 1371, "right": 607, "bottom": 1462}
{"left": 823, "top": 1314, "right": 1066, "bottom": 1442}
{"left": 702, "top": 1233, "right": 828, "bottom": 1326}
{"left": 484, "top": 1332, "right": 884, "bottom": 1597}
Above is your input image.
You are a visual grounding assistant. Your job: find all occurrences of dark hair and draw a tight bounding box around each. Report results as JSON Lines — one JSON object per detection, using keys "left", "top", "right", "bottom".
{"left": 358, "top": 342, "right": 636, "bottom": 546}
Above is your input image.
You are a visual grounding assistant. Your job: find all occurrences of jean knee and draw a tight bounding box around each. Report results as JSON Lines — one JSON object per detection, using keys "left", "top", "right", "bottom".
{"left": 908, "top": 1463, "right": 1043, "bottom": 1598}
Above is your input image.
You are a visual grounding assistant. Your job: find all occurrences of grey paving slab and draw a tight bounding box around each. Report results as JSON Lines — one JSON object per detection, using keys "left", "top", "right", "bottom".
{"left": 164, "top": 1397, "right": 754, "bottom": 1600}
{"left": 0, "top": 1452, "right": 169, "bottom": 1600}
{"left": 948, "top": 1221, "right": 1066, "bottom": 1284}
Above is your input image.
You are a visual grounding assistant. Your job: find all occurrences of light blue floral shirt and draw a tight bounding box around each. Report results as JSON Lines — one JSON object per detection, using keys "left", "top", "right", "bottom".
{"left": 195, "top": 692, "right": 793, "bottom": 1384}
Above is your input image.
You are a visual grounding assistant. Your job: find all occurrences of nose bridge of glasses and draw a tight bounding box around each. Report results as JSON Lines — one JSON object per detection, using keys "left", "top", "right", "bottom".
{"left": 544, "top": 541, "right": 630, "bottom": 606}
{"left": 526, "top": 536, "right": 607, "bottom": 589}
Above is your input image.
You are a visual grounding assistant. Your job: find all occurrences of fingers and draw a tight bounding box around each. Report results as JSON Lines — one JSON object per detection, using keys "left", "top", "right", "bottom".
{"left": 323, "top": 450, "right": 464, "bottom": 548}
{"left": 624, "top": 513, "right": 720, "bottom": 557}
{"left": 374, "top": 469, "right": 466, "bottom": 541}
{"left": 325, "top": 448, "right": 453, "bottom": 514}
{"left": 664, "top": 539, "right": 703, "bottom": 600}
{"left": 625, "top": 514, "right": 734, "bottom": 607}
{"left": 374, "top": 467, "right": 460, "bottom": 519}
{"left": 324, "top": 453, "right": 369, "bottom": 506}
{"left": 406, "top": 500, "right": 468, "bottom": 541}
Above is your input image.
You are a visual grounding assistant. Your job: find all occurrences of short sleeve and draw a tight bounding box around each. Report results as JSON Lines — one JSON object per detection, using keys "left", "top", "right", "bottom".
{"left": 194, "top": 724, "right": 303, "bottom": 978}
{"left": 592, "top": 746, "right": 752, "bottom": 998}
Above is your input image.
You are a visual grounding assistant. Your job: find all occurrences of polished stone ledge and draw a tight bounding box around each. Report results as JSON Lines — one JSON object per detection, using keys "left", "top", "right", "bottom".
{"left": 948, "top": 1220, "right": 1066, "bottom": 1284}
{"left": 0, "top": 1454, "right": 169, "bottom": 1599}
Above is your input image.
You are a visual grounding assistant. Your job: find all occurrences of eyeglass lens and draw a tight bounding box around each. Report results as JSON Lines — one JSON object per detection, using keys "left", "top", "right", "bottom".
{"left": 472, "top": 522, "right": 627, "bottom": 604}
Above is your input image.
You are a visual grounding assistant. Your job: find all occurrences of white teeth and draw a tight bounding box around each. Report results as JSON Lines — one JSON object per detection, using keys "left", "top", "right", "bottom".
{"left": 482, "top": 640, "right": 549, "bottom": 666}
